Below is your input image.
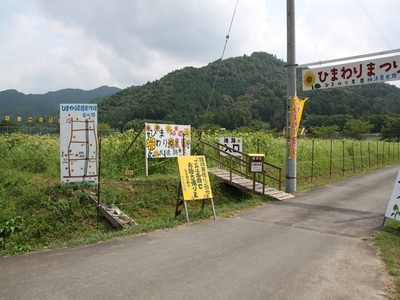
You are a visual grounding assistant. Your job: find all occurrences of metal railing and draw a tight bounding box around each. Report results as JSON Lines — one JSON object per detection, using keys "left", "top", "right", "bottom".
{"left": 198, "top": 140, "right": 283, "bottom": 191}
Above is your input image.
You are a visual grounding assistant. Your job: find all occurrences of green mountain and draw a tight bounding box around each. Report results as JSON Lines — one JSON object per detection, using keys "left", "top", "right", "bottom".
{"left": 96, "top": 52, "right": 288, "bottom": 130}
{"left": 0, "top": 86, "right": 120, "bottom": 122}
{"left": 95, "top": 51, "right": 400, "bottom": 131}
{"left": 3, "top": 52, "right": 398, "bottom": 131}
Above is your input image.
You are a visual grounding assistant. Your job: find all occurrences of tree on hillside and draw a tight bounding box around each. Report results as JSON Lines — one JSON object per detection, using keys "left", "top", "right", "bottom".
{"left": 92, "top": 52, "right": 400, "bottom": 130}
{"left": 362, "top": 114, "right": 385, "bottom": 133}
{"left": 303, "top": 114, "right": 352, "bottom": 131}
{"left": 270, "top": 109, "right": 286, "bottom": 130}
{"left": 381, "top": 116, "right": 400, "bottom": 142}
{"left": 342, "top": 119, "right": 373, "bottom": 140}
{"left": 199, "top": 123, "right": 221, "bottom": 133}
{"left": 98, "top": 122, "right": 114, "bottom": 136}
{"left": 309, "top": 125, "right": 339, "bottom": 139}
{"left": 124, "top": 119, "right": 145, "bottom": 132}
{"left": 227, "top": 102, "right": 252, "bottom": 129}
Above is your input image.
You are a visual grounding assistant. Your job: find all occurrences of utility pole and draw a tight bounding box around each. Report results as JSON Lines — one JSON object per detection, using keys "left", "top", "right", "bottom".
{"left": 286, "top": 0, "right": 296, "bottom": 192}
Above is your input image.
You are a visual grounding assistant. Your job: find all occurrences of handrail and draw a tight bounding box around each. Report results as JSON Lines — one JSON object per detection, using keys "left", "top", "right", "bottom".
{"left": 198, "top": 140, "right": 282, "bottom": 191}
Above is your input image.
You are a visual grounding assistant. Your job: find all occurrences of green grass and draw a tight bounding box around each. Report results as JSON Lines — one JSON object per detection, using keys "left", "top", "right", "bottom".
{"left": 0, "top": 131, "right": 399, "bottom": 297}
{"left": 372, "top": 219, "right": 400, "bottom": 299}
{"left": 0, "top": 164, "right": 271, "bottom": 255}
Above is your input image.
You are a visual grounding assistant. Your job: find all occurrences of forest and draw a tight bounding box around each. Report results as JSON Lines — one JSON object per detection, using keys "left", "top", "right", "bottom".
{"left": 94, "top": 51, "right": 400, "bottom": 136}
{"left": 0, "top": 86, "right": 120, "bottom": 121}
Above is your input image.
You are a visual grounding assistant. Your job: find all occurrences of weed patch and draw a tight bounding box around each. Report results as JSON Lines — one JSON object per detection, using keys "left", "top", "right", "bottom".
{"left": 1, "top": 132, "right": 400, "bottom": 297}
{"left": 372, "top": 220, "right": 400, "bottom": 298}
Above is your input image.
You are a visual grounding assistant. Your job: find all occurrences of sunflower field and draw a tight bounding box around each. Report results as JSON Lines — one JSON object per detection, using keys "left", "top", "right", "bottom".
{"left": 0, "top": 130, "right": 399, "bottom": 255}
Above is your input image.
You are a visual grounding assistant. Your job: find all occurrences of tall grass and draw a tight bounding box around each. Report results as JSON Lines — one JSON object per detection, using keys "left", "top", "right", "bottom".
{"left": 0, "top": 131, "right": 399, "bottom": 256}
{"left": 1, "top": 130, "right": 398, "bottom": 297}
{"left": 200, "top": 131, "right": 399, "bottom": 187}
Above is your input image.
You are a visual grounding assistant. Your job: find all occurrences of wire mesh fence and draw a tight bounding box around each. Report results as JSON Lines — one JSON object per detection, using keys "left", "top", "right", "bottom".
{"left": 0, "top": 126, "right": 117, "bottom": 136}
{"left": 297, "top": 139, "right": 399, "bottom": 185}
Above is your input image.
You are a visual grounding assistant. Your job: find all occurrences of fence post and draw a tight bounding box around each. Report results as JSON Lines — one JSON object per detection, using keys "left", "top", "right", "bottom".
{"left": 311, "top": 139, "right": 315, "bottom": 183}
{"left": 352, "top": 142, "right": 355, "bottom": 173}
{"left": 329, "top": 139, "right": 333, "bottom": 178}
{"left": 342, "top": 140, "right": 345, "bottom": 176}
{"left": 393, "top": 142, "right": 396, "bottom": 162}
{"left": 360, "top": 141, "right": 363, "bottom": 171}
{"left": 377, "top": 141, "right": 379, "bottom": 165}
{"left": 383, "top": 142, "right": 385, "bottom": 165}
{"left": 368, "top": 142, "right": 371, "bottom": 168}
{"left": 392, "top": 142, "right": 396, "bottom": 162}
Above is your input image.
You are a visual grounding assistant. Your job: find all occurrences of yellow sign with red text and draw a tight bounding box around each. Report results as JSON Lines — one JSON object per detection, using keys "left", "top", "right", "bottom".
{"left": 177, "top": 156, "right": 213, "bottom": 200}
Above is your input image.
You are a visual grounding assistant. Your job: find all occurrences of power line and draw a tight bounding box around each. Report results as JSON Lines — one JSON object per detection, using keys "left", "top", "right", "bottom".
{"left": 356, "top": 0, "right": 393, "bottom": 49}
{"left": 201, "top": 0, "right": 239, "bottom": 129}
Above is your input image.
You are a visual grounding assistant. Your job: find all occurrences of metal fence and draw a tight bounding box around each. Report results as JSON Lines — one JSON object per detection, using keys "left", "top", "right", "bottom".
{"left": 0, "top": 126, "right": 59, "bottom": 135}
{"left": 0, "top": 126, "right": 117, "bottom": 136}
{"left": 297, "top": 139, "right": 399, "bottom": 184}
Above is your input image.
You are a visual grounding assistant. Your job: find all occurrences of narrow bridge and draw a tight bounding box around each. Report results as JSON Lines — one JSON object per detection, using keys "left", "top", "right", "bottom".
{"left": 198, "top": 140, "right": 294, "bottom": 201}
{"left": 208, "top": 168, "right": 294, "bottom": 200}
{"left": 85, "top": 189, "right": 137, "bottom": 229}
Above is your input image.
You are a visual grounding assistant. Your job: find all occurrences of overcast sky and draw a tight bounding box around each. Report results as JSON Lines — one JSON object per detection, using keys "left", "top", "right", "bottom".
{"left": 1, "top": 0, "right": 399, "bottom": 94}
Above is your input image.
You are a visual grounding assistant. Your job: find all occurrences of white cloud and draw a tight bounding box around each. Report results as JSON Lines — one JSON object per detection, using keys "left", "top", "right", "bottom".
{"left": 296, "top": 0, "right": 399, "bottom": 64}
{"left": 0, "top": 0, "right": 399, "bottom": 93}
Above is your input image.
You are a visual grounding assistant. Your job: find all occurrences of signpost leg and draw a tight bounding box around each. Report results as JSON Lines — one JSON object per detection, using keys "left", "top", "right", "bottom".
{"left": 175, "top": 181, "right": 184, "bottom": 218}
{"left": 210, "top": 198, "right": 216, "bottom": 220}
{"left": 183, "top": 201, "right": 190, "bottom": 223}
{"left": 97, "top": 138, "right": 102, "bottom": 227}
{"left": 252, "top": 173, "right": 256, "bottom": 200}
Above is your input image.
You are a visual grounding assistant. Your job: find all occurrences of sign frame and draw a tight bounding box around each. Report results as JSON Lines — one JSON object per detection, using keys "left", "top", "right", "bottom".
{"left": 219, "top": 137, "right": 242, "bottom": 157}
{"left": 145, "top": 122, "right": 191, "bottom": 176}
{"left": 175, "top": 155, "right": 216, "bottom": 222}
{"left": 384, "top": 169, "right": 400, "bottom": 224}
{"left": 302, "top": 55, "right": 400, "bottom": 91}
{"left": 60, "top": 104, "right": 98, "bottom": 184}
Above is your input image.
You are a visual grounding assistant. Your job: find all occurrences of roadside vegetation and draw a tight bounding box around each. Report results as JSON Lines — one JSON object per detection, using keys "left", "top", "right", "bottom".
{"left": 0, "top": 130, "right": 399, "bottom": 297}
{"left": 372, "top": 219, "right": 400, "bottom": 298}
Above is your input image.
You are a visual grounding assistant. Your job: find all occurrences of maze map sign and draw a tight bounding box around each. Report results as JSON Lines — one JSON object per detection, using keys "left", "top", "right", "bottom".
{"left": 60, "top": 104, "right": 98, "bottom": 184}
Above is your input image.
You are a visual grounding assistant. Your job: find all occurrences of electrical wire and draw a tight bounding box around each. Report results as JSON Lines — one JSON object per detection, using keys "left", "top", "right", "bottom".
{"left": 200, "top": 0, "right": 239, "bottom": 131}
{"left": 356, "top": 0, "right": 393, "bottom": 49}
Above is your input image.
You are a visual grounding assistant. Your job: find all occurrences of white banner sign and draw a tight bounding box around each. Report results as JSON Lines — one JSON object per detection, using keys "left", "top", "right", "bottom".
{"left": 145, "top": 123, "right": 190, "bottom": 158}
{"left": 219, "top": 137, "right": 242, "bottom": 156}
{"left": 385, "top": 169, "right": 400, "bottom": 221}
{"left": 302, "top": 55, "right": 400, "bottom": 91}
{"left": 60, "top": 104, "right": 98, "bottom": 184}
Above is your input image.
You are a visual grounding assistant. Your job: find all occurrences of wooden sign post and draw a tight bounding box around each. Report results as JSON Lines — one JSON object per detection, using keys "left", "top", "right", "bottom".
{"left": 248, "top": 154, "right": 265, "bottom": 199}
{"left": 175, "top": 155, "right": 216, "bottom": 222}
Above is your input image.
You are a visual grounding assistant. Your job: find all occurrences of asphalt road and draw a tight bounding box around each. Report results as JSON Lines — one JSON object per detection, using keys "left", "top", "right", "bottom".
{"left": 1, "top": 164, "right": 398, "bottom": 300}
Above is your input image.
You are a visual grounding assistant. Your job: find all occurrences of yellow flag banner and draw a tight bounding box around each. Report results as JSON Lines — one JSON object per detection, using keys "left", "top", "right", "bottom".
{"left": 289, "top": 97, "right": 308, "bottom": 159}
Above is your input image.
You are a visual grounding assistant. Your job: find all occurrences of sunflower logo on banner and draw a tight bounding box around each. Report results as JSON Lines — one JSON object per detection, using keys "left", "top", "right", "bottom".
{"left": 302, "top": 70, "right": 320, "bottom": 90}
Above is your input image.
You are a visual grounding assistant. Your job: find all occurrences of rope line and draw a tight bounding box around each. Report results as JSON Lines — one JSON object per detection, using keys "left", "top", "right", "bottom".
{"left": 195, "top": 0, "right": 239, "bottom": 154}
{"left": 201, "top": 0, "right": 239, "bottom": 129}
{"left": 356, "top": 0, "right": 393, "bottom": 49}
